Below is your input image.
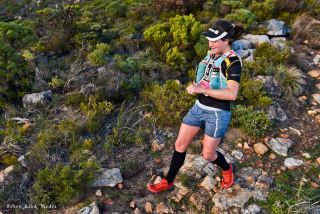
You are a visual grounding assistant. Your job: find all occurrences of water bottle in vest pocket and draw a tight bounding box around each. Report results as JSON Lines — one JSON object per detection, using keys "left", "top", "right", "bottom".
{"left": 210, "top": 71, "right": 220, "bottom": 89}
{"left": 195, "top": 61, "right": 207, "bottom": 84}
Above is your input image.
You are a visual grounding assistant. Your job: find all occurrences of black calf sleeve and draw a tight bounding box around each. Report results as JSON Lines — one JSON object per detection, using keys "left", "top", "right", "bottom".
{"left": 212, "top": 151, "right": 230, "bottom": 171}
{"left": 166, "top": 150, "right": 186, "bottom": 184}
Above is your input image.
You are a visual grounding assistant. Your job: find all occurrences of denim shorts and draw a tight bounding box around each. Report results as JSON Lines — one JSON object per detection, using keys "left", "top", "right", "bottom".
{"left": 182, "top": 103, "right": 231, "bottom": 138}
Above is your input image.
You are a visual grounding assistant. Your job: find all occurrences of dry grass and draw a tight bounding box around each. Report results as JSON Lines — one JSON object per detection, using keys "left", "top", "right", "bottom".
{"left": 291, "top": 14, "right": 320, "bottom": 48}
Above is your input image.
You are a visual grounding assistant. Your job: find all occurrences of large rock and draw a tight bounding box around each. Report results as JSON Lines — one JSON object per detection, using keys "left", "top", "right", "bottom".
{"left": 243, "top": 34, "right": 270, "bottom": 46}
{"left": 266, "top": 138, "right": 295, "bottom": 156}
{"left": 284, "top": 158, "right": 304, "bottom": 168}
{"left": 181, "top": 155, "right": 218, "bottom": 177}
{"left": 256, "top": 76, "right": 281, "bottom": 97}
{"left": 92, "top": 168, "right": 123, "bottom": 187}
{"left": 267, "top": 19, "right": 290, "bottom": 36}
{"left": 270, "top": 37, "right": 287, "bottom": 50}
{"left": 232, "top": 39, "right": 253, "bottom": 50}
{"left": 212, "top": 188, "right": 253, "bottom": 210}
{"left": 235, "top": 167, "right": 262, "bottom": 189}
{"left": 189, "top": 188, "right": 211, "bottom": 212}
{"left": 267, "top": 102, "right": 287, "bottom": 122}
{"left": 22, "top": 90, "right": 52, "bottom": 108}
{"left": 200, "top": 175, "right": 217, "bottom": 191}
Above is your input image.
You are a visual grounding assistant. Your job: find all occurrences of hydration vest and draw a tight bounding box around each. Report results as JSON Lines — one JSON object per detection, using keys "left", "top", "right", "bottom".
{"left": 195, "top": 50, "right": 241, "bottom": 90}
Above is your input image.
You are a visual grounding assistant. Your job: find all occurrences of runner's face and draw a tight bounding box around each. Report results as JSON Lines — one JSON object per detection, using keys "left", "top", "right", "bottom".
{"left": 208, "top": 39, "right": 229, "bottom": 55}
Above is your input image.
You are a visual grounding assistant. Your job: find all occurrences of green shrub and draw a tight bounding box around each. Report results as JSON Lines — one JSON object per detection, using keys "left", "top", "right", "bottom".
{"left": 115, "top": 55, "right": 143, "bottom": 74}
{"left": 275, "top": 65, "right": 305, "bottom": 100}
{"left": 251, "top": 43, "right": 289, "bottom": 75}
{"left": 238, "top": 78, "right": 272, "bottom": 109}
{"left": 224, "top": 8, "right": 256, "bottom": 28}
{"left": 87, "top": 43, "right": 110, "bottom": 65}
{"left": 30, "top": 161, "right": 99, "bottom": 206}
{"left": 1, "top": 155, "right": 18, "bottom": 166}
{"left": 142, "top": 80, "right": 195, "bottom": 127}
{"left": 231, "top": 105, "right": 271, "bottom": 138}
{"left": 66, "top": 93, "right": 86, "bottom": 107}
{"left": 49, "top": 76, "right": 65, "bottom": 90}
{"left": 249, "top": 0, "right": 277, "bottom": 21}
{"left": 35, "top": 6, "right": 76, "bottom": 53}
{"left": 0, "top": 21, "right": 37, "bottom": 103}
{"left": 194, "top": 36, "right": 208, "bottom": 59}
{"left": 80, "top": 96, "right": 113, "bottom": 132}
{"left": 144, "top": 14, "right": 203, "bottom": 70}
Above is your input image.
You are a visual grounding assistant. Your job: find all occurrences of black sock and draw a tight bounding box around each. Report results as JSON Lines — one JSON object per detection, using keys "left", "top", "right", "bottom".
{"left": 212, "top": 151, "right": 230, "bottom": 171}
{"left": 166, "top": 150, "right": 186, "bottom": 184}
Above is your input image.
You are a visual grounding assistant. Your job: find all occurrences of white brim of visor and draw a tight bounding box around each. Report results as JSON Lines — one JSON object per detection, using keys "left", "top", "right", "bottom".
{"left": 205, "top": 32, "right": 228, "bottom": 41}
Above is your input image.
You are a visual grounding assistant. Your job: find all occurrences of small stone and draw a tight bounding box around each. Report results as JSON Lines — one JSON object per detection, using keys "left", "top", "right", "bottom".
{"left": 269, "top": 153, "right": 276, "bottom": 160}
{"left": 215, "top": 176, "right": 221, "bottom": 182}
{"left": 279, "top": 128, "right": 286, "bottom": 132}
{"left": 280, "top": 166, "right": 286, "bottom": 171}
{"left": 118, "top": 183, "right": 124, "bottom": 189}
{"left": 243, "top": 142, "right": 250, "bottom": 150}
{"left": 312, "top": 94, "right": 320, "bottom": 105}
{"left": 307, "top": 70, "right": 320, "bottom": 78}
{"left": 154, "top": 176, "right": 162, "bottom": 184}
{"left": 254, "top": 143, "right": 269, "bottom": 155}
{"left": 154, "top": 158, "right": 162, "bottom": 165}
{"left": 315, "top": 83, "right": 320, "bottom": 90}
{"left": 284, "top": 158, "right": 304, "bottom": 168}
{"left": 95, "top": 189, "right": 102, "bottom": 197}
{"left": 307, "top": 110, "right": 317, "bottom": 115}
{"left": 302, "top": 153, "right": 311, "bottom": 159}
{"left": 104, "top": 199, "right": 114, "bottom": 205}
{"left": 151, "top": 140, "right": 162, "bottom": 152}
{"left": 134, "top": 208, "right": 141, "bottom": 214}
{"left": 237, "top": 143, "right": 243, "bottom": 149}
{"left": 232, "top": 183, "right": 241, "bottom": 191}
{"left": 277, "top": 169, "right": 281, "bottom": 174}
{"left": 231, "top": 150, "right": 244, "bottom": 160}
{"left": 289, "top": 127, "right": 302, "bottom": 136}
{"left": 145, "top": 202, "right": 153, "bottom": 213}
{"left": 316, "top": 157, "right": 320, "bottom": 165}
{"left": 298, "top": 96, "right": 308, "bottom": 101}
{"left": 4, "top": 165, "right": 14, "bottom": 174}
{"left": 156, "top": 202, "right": 169, "bottom": 214}
{"left": 264, "top": 136, "right": 270, "bottom": 143}
{"left": 280, "top": 133, "right": 289, "bottom": 139}
{"left": 311, "top": 182, "right": 319, "bottom": 188}
{"left": 130, "top": 201, "right": 136, "bottom": 209}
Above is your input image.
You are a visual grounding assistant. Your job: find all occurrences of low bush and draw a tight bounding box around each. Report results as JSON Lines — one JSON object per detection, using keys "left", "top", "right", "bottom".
{"left": 87, "top": 43, "right": 110, "bottom": 66}
{"left": 231, "top": 105, "right": 271, "bottom": 138}
{"left": 141, "top": 80, "right": 195, "bottom": 127}
{"left": 30, "top": 160, "right": 99, "bottom": 206}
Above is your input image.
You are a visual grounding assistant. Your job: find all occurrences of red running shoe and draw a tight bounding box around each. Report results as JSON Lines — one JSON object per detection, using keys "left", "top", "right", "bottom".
{"left": 221, "top": 163, "right": 234, "bottom": 189}
{"left": 147, "top": 178, "right": 174, "bottom": 193}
